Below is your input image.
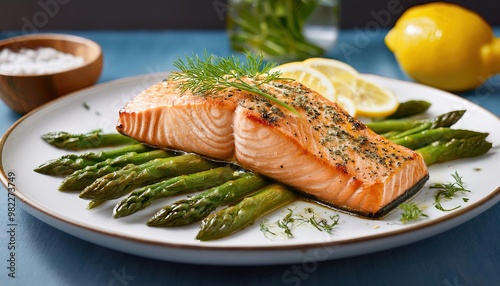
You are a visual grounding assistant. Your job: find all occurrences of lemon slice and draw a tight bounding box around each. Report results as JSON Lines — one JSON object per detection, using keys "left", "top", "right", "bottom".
{"left": 303, "top": 57, "right": 399, "bottom": 118}
{"left": 273, "top": 60, "right": 398, "bottom": 118}
{"left": 272, "top": 62, "right": 337, "bottom": 102}
{"left": 303, "top": 58, "right": 359, "bottom": 83}
{"left": 323, "top": 79, "right": 357, "bottom": 116}
{"left": 336, "top": 95, "right": 357, "bottom": 117}
{"left": 351, "top": 78, "right": 399, "bottom": 118}
{"left": 329, "top": 78, "right": 356, "bottom": 101}
{"left": 303, "top": 58, "right": 361, "bottom": 117}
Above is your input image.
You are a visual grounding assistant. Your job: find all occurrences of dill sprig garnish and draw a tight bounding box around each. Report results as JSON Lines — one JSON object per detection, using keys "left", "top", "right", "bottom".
{"left": 260, "top": 207, "right": 340, "bottom": 239}
{"left": 399, "top": 202, "right": 428, "bottom": 223}
{"left": 431, "top": 171, "right": 471, "bottom": 211}
{"left": 168, "top": 51, "right": 299, "bottom": 115}
{"left": 308, "top": 214, "right": 340, "bottom": 234}
{"left": 259, "top": 220, "right": 277, "bottom": 237}
{"left": 277, "top": 208, "right": 295, "bottom": 238}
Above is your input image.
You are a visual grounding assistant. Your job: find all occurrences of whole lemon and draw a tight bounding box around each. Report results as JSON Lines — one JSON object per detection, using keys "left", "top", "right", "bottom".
{"left": 385, "top": 2, "right": 500, "bottom": 91}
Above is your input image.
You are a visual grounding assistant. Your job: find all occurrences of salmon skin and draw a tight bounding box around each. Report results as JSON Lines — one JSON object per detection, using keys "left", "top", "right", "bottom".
{"left": 117, "top": 79, "right": 429, "bottom": 218}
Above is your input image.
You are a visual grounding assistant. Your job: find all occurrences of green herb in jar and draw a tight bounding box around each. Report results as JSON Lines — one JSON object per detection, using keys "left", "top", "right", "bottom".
{"left": 227, "top": 0, "right": 339, "bottom": 62}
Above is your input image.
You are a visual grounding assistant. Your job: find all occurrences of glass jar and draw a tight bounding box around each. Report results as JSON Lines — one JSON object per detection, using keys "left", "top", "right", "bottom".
{"left": 227, "top": 0, "right": 340, "bottom": 63}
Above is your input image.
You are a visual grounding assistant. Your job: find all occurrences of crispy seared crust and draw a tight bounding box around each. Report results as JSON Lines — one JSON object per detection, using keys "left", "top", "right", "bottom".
{"left": 117, "top": 79, "right": 429, "bottom": 217}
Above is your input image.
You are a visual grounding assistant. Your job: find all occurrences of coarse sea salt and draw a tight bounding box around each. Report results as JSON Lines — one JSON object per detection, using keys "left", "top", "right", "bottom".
{"left": 0, "top": 47, "right": 85, "bottom": 75}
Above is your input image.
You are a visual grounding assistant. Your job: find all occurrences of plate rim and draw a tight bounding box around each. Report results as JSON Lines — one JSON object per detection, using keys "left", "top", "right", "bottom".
{"left": 1, "top": 73, "right": 499, "bottom": 254}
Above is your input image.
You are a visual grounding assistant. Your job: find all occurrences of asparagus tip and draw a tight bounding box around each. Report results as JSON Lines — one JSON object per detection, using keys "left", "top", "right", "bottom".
{"left": 87, "top": 199, "right": 105, "bottom": 209}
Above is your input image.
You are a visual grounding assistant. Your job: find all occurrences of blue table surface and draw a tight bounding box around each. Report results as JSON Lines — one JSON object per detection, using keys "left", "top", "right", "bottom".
{"left": 1, "top": 29, "right": 499, "bottom": 286}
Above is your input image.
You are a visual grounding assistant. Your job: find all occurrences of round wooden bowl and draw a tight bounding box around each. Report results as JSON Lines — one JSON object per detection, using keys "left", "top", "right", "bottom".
{"left": 0, "top": 33, "right": 103, "bottom": 114}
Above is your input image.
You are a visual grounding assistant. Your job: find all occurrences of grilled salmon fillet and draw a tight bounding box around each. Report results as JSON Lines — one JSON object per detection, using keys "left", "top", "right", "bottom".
{"left": 117, "top": 79, "right": 429, "bottom": 218}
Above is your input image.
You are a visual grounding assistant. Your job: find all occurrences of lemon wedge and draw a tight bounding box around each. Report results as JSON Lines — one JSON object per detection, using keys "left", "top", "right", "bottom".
{"left": 271, "top": 62, "right": 337, "bottom": 103}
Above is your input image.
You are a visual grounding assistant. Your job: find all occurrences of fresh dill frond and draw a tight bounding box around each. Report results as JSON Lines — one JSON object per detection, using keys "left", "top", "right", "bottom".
{"left": 260, "top": 207, "right": 340, "bottom": 239}
{"left": 168, "top": 50, "right": 299, "bottom": 115}
{"left": 308, "top": 214, "right": 340, "bottom": 234}
{"left": 277, "top": 208, "right": 296, "bottom": 238}
{"left": 431, "top": 171, "right": 471, "bottom": 211}
{"left": 259, "top": 219, "right": 276, "bottom": 236}
{"left": 399, "top": 202, "right": 428, "bottom": 224}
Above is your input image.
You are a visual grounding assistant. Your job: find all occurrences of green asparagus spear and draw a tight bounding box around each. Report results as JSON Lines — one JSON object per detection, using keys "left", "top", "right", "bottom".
{"left": 79, "top": 154, "right": 221, "bottom": 200}
{"left": 391, "top": 128, "right": 489, "bottom": 150}
{"left": 380, "top": 131, "right": 401, "bottom": 138}
{"left": 59, "top": 149, "right": 174, "bottom": 191}
{"left": 87, "top": 199, "right": 105, "bottom": 209}
{"left": 428, "top": 110, "right": 466, "bottom": 129}
{"left": 146, "top": 173, "right": 268, "bottom": 227}
{"left": 389, "top": 110, "right": 466, "bottom": 139}
{"left": 34, "top": 144, "right": 153, "bottom": 176}
{"left": 41, "top": 129, "right": 138, "bottom": 150}
{"left": 384, "top": 100, "right": 431, "bottom": 119}
{"left": 387, "top": 122, "right": 434, "bottom": 139}
{"left": 196, "top": 184, "right": 296, "bottom": 241}
{"left": 416, "top": 137, "right": 492, "bottom": 166}
{"left": 366, "top": 118, "right": 423, "bottom": 134}
{"left": 366, "top": 110, "right": 465, "bottom": 134}
{"left": 113, "top": 166, "right": 244, "bottom": 218}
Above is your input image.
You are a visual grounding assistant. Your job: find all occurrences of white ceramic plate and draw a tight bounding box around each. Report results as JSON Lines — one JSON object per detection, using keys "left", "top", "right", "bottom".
{"left": 1, "top": 73, "right": 499, "bottom": 265}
